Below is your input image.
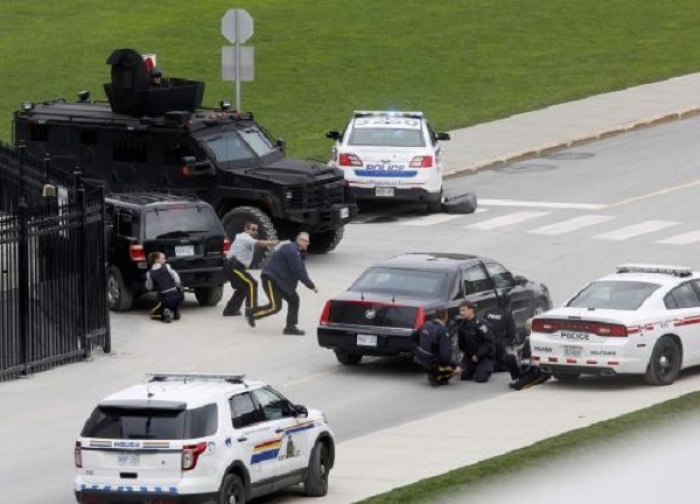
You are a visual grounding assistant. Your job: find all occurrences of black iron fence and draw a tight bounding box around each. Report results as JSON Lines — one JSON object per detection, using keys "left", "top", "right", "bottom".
{"left": 0, "top": 142, "right": 110, "bottom": 380}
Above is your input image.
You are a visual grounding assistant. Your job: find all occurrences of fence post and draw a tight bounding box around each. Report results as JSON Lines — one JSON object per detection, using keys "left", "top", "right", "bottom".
{"left": 99, "top": 185, "right": 112, "bottom": 353}
{"left": 17, "top": 197, "right": 30, "bottom": 376}
{"left": 17, "top": 141, "right": 26, "bottom": 204}
{"left": 74, "top": 170, "right": 90, "bottom": 358}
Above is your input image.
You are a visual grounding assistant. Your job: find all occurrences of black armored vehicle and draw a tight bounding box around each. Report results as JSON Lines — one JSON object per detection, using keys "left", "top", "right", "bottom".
{"left": 13, "top": 48, "right": 356, "bottom": 266}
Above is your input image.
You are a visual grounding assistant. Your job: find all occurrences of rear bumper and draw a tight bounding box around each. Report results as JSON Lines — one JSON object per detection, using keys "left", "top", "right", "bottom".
{"left": 538, "top": 363, "right": 620, "bottom": 377}
{"left": 317, "top": 326, "right": 417, "bottom": 357}
{"left": 351, "top": 186, "right": 440, "bottom": 203}
{"left": 75, "top": 489, "right": 217, "bottom": 504}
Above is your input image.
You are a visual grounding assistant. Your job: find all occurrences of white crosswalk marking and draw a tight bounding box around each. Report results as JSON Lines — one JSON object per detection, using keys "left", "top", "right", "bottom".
{"left": 465, "top": 211, "right": 550, "bottom": 231}
{"left": 478, "top": 198, "right": 605, "bottom": 210}
{"left": 528, "top": 215, "right": 615, "bottom": 235}
{"left": 594, "top": 220, "right": 679, "bottom": 241}
{"left": 399, "top": 213, "right": 465, "bottom": 226}
{"left": 657, "top": 230, "right": 700, "bottom": 245}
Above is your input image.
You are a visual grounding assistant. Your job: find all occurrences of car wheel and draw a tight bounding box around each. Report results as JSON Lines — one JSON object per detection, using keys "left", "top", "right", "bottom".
{"left": 426, "top": 189, "right": 443, "bottom": 214}
{"left": 221, "top": 206, "right": 277, "bottom": 269}
{"left": 219, "top": 473, "right": 245, "bottom": 504}
{"left": 194, "top": 286, "right": 224, "bottom": 306}
{"left": 308, "top": 226, "right": 345, "bottom": 254}
{"left": 335, "top": 351, "right": 363, "bottom": 366}
{"left": 645, "top": 335, "right": 681, "bottom": 386}
{"left": 553, "top": 372, "right": 580, "bottom": 383}
{"left": 304, "top": 441, "right": 330, "bottom": 497}
{"left": 106, "top": 266, "right": 133, "bottom": 311}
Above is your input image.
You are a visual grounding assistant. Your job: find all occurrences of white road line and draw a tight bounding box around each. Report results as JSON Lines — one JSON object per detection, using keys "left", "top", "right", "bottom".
{"left": 465, "top": 211, "right": 550, "bottom": 231}
{"left": 399, "top": 213, "right": 465, "bottom": 226}
{"left": 594, "top": 220, "right": 679, "bottom": 241}
{"left": 528, "top": 215, "right": 615, "bottom": 235}
{"left": 478, "top": 198, "right": 605, "bottom": 210}
{"left": 657, "top": 230, "right": 700, "bottom": 245}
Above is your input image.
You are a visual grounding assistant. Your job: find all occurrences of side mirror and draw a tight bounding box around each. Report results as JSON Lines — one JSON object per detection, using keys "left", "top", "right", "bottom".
{"left": 514, "top": 275, "right": 528, "bottom": 286}
{"left": 435, "top": 132, "right": 451, "bottom": 141}
{"left": 276, "top": 138, "right": 286, "bottom": 152}
{"left": 326, "top": 130, "right": 341, "bottom": 141}
{"left": 180, "top": 156, "right": 215, "bottom": 177}
{"left": 293, "top": 404, "right": 308, "bottom": 418}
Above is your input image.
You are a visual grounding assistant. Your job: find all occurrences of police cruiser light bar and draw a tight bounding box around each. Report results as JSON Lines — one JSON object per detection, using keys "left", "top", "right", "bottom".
{"left": 615, "top": 263, "right": 692, "bottom": 277}
{"left": 353, "top": 110, "right": 423, "bottom": 119}
{"left": 147, "top": 372, "right": 246, "bottom": 383}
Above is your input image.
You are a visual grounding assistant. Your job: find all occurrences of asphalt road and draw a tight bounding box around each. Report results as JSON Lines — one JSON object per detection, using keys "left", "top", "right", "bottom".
{"left": 1, "top": 116, "right": 700, "bottom": 503}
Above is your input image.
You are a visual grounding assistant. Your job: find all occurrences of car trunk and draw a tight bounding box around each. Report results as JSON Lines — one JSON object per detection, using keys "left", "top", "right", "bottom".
{"left": 327, "top": 299, "right": 422, "bottom": 329}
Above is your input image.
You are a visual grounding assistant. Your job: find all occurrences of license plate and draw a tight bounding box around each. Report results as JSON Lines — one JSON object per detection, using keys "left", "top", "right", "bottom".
{"left": 375, "top": 187, "right": 395, "bottom": 197}
{"left": 563, "top": 345, "right": 583, "bottom": 358}
{"left": 339, "top": 207, "right": 349, "bottom": 219}
{"left": 175, "top": 245, "right": 195, "bottom": 257}
{"left": 357, "top": 334, "right": 378, "bottom": 347}
{"left": 118, "top": 452, "right": 140, "bottom": 467}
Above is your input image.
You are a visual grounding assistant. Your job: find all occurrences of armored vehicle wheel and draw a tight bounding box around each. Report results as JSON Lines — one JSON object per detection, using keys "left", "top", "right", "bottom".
{"left": 107, "top": 266, "right": 133, "bottom": 312}
{"left": 645, "top": 335, "right": 681, "bottom": 386}
{"left": 308, "top": 226, "right": 344, "bottom": 254}
{"left": 222, "top": 206, "right": 277, "bottom": 269}
{"left": 194, "top": 285, "right": 224, "bottom": 306}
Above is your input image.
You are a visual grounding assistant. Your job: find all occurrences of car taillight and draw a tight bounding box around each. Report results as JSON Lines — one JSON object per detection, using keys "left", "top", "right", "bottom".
{"left": 409, "top": 156, "right": 433, "bottom": 168}
{"left": 532, "top": 318, "right": 628, "bottom": 337}
{"left": 413, "top": 306, "right": 426, "bottom": 330}
{"left": 339, "top": 153, "right": 363, "bottom": 167}
{"left": 74, "top": 441, "right": 82, "bottom": 468}
{"left": 129, "top": 244, "right": 146, "bottom": 262}
{"left": 182, "top": 442, "right": 207, "bottom": 471}
{"left": 319, "top": 300, "right": 331, "bottom": 326}
{"left": 223, "top": 238, "right": 231, "bottom": 255}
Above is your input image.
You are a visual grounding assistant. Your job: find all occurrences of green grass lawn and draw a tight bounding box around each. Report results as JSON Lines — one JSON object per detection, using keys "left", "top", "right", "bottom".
{"left": 359, "top": 391, "right": 700, "bottom": 504}
{"left": 1, "top": 1, "right": 700, "bottom": 161}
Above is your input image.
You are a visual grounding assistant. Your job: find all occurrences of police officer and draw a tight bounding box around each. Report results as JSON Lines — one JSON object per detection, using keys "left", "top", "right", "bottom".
{"left": 247, "top": 232, "right": 318, "bottom": 335}
{"left": 414, "top": 307, "right": 462, "bottom": 386}
{"left": 146, "top": 251, "right": 183, "bottom": 323}
{"left": 484, "top": 291, "right": 520, "bottom": 381}
{"left": 509, "top": 318, "right": 552, "bottom": 390}
{"left": 455, "top": 301, "right": 496, "bottom": 383}
{"left": 222, "top": 222, "right": 278, "bottom": 317}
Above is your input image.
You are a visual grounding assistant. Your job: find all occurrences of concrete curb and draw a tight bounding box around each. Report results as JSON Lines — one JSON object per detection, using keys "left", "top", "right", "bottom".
{"left": 444, "top": 106, "right": 700, "bottom": 180}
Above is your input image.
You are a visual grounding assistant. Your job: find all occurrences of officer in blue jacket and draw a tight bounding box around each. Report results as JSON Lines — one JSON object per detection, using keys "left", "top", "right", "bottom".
{"left": 145, "top": 251, "right": 183, "bottom": 323}
{"left": 414, "top": 307, "right": 462, "bottom": 386}
{"left": 247, "top": 232, "right": 318, "bottom": 335}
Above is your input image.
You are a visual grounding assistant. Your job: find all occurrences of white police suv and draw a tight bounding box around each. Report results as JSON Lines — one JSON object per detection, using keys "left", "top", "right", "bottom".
{"left": 531, "top": 264, "right": 700, "bottom": 386}
{"left": 74, "top": 373, "right": 335, "bottom": 503}
{"left": 326, "top": 111, "right": 450, "bottom": 212}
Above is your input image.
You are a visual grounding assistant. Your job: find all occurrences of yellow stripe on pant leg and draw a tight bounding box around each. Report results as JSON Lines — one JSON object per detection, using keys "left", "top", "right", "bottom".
{"left": 233, "top": 269, "right": 256, "bottom": 310}
{"left": 150, "top": 302, "right": 162, "bottom": 319}
{"left": 254, "top": 278, "right": 279, "bottom": 318}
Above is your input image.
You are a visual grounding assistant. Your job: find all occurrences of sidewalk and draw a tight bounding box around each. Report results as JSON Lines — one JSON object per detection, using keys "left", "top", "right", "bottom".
{"left": 285, "top": 73, "right": 700, "bottom": 504}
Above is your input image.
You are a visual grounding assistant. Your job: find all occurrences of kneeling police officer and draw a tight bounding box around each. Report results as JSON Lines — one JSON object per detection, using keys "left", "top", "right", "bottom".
{"left": 146, "top": 251, "right": 183, "bottom": 323}
{"left": 456, "top": 301, "right": 496, "bottom": 383}
{"left": 414, "top": 307, "right": 462, "bottom": 386}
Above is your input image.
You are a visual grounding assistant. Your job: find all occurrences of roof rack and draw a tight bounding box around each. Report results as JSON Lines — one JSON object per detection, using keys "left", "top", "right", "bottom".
{"left": 616, "top": 264, "right": 692, "bottom": 277}
{"left": 353, "top": 110, "right": 423, "bottom": 119}
{"left": 147, "top": 372, "right": 246, "bottom": 384}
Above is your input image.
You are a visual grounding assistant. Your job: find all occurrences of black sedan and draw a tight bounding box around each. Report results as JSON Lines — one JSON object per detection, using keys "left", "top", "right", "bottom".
{"left": 317, "top": 252, "right": 552, "bottom": 365}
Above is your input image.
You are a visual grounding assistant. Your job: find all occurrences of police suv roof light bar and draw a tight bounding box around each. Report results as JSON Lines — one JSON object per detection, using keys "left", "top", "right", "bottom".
{"left": 616, "top": 264, "right": 692, "bottom": 277}
{"left": 148, "top": 372, "right": 246, "bottom": 384}
{"left": 353, "top": 110, "right": 423, "bottom": 119}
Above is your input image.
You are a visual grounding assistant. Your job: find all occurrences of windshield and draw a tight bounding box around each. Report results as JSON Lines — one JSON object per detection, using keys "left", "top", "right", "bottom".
{"left": 197, "top": 125, "right": 277, "bottom": 162}
{"left": 348, "top": 127, "right": 425, "bottom": 147}
{"left": 566, "top": 280, "right": 661, "bottom": 311}
{"left": 351, "top": 267, "right": 447, "bottom": 298}
{"left": 144, "top": 205, "right": 222, "bottom": 239}
{"left": 80, "top": 403, "right": 218, "bottom": 440}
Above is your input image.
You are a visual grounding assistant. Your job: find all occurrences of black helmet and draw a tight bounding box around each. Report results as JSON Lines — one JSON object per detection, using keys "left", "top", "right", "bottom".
{"left": 150, "top": 67, "right": 162, "bottom": 78}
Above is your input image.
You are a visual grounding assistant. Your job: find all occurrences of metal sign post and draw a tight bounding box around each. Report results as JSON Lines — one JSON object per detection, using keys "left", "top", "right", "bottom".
{"left": 221, "top": 9, "right": 254, "bottom": 110}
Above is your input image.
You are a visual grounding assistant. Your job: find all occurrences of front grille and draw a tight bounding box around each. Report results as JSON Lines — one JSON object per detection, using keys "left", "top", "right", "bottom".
{"left": 287, "top": 180, "right": 345, "bottom": 210}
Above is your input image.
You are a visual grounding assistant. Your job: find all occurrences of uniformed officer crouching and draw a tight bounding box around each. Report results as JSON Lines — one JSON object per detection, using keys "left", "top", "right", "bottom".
{"left": 146, "top": 251, "right": 184, "bottom": 323}
{"left": 455, "top": 301, "right": 496, "bottom": 383}
{"left": 414, "top": 307, "right": 463, "bottom": 386}
{"left": 509, "top": 318, "right": 552, "bottom": 390}
{"left": 483, "top": 292, "right": 521, "bottom": 382}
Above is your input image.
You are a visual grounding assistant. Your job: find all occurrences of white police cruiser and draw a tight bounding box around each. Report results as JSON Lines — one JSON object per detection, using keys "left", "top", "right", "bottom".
{"left": 531, "top": 264, "right": 700, "bottom": 386}
{"left": 74, "top": 372, "right": 335, "bottom": 503}
{"left": 326, "top": 111, "right": 450, "bottom": 212}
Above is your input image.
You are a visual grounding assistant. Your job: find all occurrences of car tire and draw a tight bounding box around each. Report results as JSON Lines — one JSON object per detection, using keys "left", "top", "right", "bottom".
{"left": 219, "top": 473, "right": 245, "bottom": 504}
{"left": 308, "top": 226, "right": 344, "bottom": 254}
{"left": 426, "top": 190, "right": 443, "bottom": 214}
{"left": 304, "top": 441, "right": 330, "bottom": 497}
{"left": 222, "top": 206, "right": 277, "bottom": 269}
{"left": 106, "top": 266, "right": 133, "bottom": 312}
{"left": 194, "top": 285, "right": 223, "bottom": 306}
{"left": 644, "top": 335, "right": 681, "bottom": 386}
{"left": 553, "top": 372, "right": 581, "bottom": 383}
{"left": 335, "top": 351, "right": 363, "bottom": 366}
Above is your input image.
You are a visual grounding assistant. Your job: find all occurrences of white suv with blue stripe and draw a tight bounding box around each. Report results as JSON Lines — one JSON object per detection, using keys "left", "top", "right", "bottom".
{"left": 74, "top": 373, "right": 335, "bottom": 503}
{"left": 326, "top": 111, "right": 450, "bottom": 213}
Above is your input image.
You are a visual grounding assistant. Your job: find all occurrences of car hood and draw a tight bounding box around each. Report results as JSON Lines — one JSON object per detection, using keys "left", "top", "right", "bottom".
{"left": 245, "top": 157, "right": 343, "bottom": 185}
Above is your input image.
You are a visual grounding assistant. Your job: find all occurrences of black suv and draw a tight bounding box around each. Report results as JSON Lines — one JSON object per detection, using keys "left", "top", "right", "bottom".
{"left": 105, "top": 193, "right": 227, "bottom": 311}
{"left": 14, "top": 48, "right": 357, "bottom": 267}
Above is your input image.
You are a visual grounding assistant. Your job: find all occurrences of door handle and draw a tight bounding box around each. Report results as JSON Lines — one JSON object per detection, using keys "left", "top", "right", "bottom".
{"left": 237, "top": 436, "right": 247, "bottom": 442}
